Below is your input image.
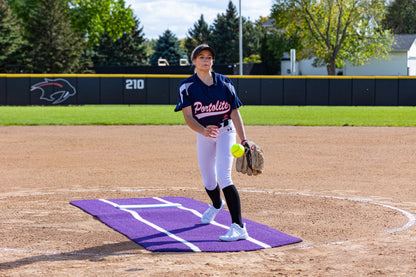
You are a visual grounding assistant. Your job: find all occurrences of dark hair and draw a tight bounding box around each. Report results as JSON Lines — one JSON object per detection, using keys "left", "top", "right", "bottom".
{"left": 191, "top": 44, "right": 215, "bottom": 61}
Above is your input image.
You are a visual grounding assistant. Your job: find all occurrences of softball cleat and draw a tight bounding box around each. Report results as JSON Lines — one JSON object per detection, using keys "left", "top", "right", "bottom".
{"left": 219, "top": 223, "right": 248, "bottom": 241}
{"left": 201, "top": 199, "right": 225, "bottom": 224}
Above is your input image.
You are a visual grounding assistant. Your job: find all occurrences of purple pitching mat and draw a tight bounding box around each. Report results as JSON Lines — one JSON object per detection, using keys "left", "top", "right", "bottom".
{"left": 70, "top": 197, "right": 302, "bottom": 252}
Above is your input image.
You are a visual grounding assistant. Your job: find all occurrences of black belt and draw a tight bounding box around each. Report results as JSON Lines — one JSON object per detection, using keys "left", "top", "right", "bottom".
{"left": 214, "top": 119, "right": 229, "bottom": 128}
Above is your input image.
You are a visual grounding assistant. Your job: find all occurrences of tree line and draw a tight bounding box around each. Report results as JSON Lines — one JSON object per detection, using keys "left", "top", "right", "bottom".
{"left": 0, "top": 0, "right": 269, "bottom": 73}
{"left": 1, "top": 0, "right": 415, "bottom": 75}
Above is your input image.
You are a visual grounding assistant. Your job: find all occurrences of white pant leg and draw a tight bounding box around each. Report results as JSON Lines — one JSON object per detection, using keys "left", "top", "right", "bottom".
{"left": 196, "top": 122, "right": 236, "bottom": 191}
{"left": 216, "top": 123, "right": 236, "bottom": 189}
{"left": 197, "top": 133, "right": 217, "bottom": 191}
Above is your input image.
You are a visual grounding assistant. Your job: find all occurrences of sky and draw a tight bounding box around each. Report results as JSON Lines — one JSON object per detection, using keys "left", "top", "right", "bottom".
{"left": 124, "top": 0, "right": 273, "bottom": 40}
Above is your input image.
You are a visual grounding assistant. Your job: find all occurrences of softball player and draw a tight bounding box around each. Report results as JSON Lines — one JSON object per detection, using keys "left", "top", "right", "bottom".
{"left": 174, "top": 44, "right": 249, "bottom": 241}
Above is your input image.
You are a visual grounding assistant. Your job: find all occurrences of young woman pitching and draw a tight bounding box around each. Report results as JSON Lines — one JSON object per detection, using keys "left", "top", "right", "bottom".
{"left": 174, "top": 44, "right": 249, "bottom": 241}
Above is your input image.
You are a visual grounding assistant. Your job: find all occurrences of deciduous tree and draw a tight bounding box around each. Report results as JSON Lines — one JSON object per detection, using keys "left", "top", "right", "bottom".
{"left": 7, "top": 0, "right": 135, "bottom": 48}
{"left": 69, "top": 0, "right": 135, "bottom": 47}
{"left": 272, "top": 0, "right": 393, "bottom": 75}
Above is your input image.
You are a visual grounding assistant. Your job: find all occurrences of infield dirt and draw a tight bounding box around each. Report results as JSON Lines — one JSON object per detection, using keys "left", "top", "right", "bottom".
{"left": 0, "top": 126, "right": 415, "bottom": 276}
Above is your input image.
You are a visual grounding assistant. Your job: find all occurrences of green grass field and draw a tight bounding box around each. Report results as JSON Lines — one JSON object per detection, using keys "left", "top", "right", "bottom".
{"left": 0, "top": 105, "right": 415, "bottom": 126}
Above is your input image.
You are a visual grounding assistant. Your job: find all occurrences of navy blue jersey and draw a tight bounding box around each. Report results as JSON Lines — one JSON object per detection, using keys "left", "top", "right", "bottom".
{"left": 174, "top": 73, "right": 242, "bottom": 126}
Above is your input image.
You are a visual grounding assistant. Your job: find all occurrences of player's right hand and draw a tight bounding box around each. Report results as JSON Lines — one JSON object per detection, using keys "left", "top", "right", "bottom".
{"left": 204, "top": 125, "right": 219, "bottom": 138}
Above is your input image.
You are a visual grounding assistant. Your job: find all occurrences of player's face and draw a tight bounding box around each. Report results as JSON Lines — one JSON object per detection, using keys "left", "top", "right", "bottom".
{"left": 193, "top": 50, "right": 213, "bottom": 71}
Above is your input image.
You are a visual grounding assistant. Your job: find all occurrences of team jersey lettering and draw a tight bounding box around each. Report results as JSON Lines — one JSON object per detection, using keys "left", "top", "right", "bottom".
{"left": 194, "top": 100, "right": 231, "bottom": 119}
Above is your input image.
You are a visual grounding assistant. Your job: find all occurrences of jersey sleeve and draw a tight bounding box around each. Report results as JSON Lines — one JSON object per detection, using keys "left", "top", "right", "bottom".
{"left": 174, "top": 81, "right": 193, "bottom": 112}
{"left": 223, "top": 77, "right": 243, "bottom": 109}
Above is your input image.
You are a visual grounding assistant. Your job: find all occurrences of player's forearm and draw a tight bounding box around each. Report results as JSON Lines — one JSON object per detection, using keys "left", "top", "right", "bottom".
{"left": 231, "top": 109, "right": 247, "bottom": 143}
{"left": 182, "top": 107, "right": 218, "bottom": 138}
{"left": 184, "top": 112, "right": 205, "bottom": 134}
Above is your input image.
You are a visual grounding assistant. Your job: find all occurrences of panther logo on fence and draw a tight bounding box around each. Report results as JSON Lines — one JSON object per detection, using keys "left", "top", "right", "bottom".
{"left": 30, "top": 78, "right": 76, "bottom": 104}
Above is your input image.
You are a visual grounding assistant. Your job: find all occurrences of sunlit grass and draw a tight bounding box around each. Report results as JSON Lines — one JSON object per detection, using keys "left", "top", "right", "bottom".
{"left": 0, "top": 105, "right": 415, "bottom": 126}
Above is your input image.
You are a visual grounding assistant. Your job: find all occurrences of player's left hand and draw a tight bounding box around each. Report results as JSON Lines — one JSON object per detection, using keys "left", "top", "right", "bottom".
{"left": 236, "top": 140, "right": 264, "bottom": 175}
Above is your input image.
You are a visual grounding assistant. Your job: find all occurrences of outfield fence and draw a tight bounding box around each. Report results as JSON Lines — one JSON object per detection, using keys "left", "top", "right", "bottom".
{"left": 1, "top": 74, "right": 416, "bottom": 106}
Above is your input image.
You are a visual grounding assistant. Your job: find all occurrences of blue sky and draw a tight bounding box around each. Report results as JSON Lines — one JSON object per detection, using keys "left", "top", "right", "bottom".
{"left": 125, "top": 0, "right": 273, "bottom": 40}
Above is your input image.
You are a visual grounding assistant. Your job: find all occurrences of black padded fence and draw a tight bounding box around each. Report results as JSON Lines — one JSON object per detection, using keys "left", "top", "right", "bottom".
{"left": 0, "top": 74, "right": 415, "bottom": 106}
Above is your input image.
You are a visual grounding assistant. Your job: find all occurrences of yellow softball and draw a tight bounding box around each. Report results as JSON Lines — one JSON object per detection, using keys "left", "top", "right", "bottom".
{"left": 231, "top": 144, "right": 244, "bottom": 158}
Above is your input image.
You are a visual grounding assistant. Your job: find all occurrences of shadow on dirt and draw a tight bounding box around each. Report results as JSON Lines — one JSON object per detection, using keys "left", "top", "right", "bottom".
{"left": 0, "top": 241, "right": 147, "bottom": 271}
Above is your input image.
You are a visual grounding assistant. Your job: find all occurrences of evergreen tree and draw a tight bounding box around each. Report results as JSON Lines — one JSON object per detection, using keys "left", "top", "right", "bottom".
{"left": 149, "top": 29, "right": 182, "bottom": 66}
{"left": 209, "top": 1, "right": 239, "bottom": 64}
{"left": 89, "top": 32, "right": 114, "bottom": 67}
{"left": 260, "top": 32, "right": 301, "bottom": 75}
{"left": 5, "top": 0, "right": 40, "bottom": 26}
{"left": 24, "top": 0, "right": 87, "bottom": 73}
{"left": 383, "top": 0, "right": 416, "bottom": 34}
{"left": 0, "top": 0, "right": 25, "bottom": 72}
{"left": 184, "top": 14, "right": 211, "bottom": 60}
{"left": 91, "top": 17, "right": 147, "bottom": 66}
{"left": 260, "top": 33, "right": 280, "bottom": 74}
{"left": 116, "top": 18, "right": 147, "bottom": 65}
{"left": 242, "top": 18, "right": 264, "bottom": 61}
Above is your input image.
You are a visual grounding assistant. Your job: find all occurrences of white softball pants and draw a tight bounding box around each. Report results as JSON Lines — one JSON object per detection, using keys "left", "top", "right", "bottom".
{"left": 197, "top": 121, "right": 236, "bottom": 191}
